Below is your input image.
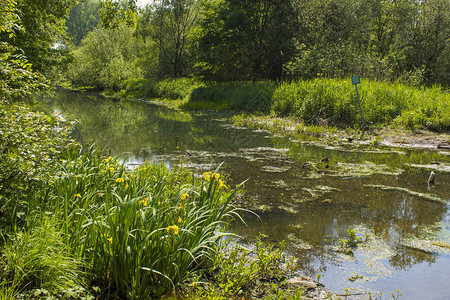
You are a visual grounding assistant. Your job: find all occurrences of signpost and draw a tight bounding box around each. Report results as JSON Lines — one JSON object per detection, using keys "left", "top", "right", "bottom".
{"left": 352, "top": 75, "right": 364, "bottom": 127}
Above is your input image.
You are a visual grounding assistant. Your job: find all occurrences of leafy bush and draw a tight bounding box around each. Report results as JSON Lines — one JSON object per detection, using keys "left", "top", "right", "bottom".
{"left": 0, "top": 102, "right": 75, "bottom": 231}
{"left": 66, "top": 25, "right": 143, "bottom": 91}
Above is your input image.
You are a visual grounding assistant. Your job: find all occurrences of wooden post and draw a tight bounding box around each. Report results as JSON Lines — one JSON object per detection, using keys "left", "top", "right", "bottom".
{"left": 352, "top": 76, "right": 364, "bottom": 128}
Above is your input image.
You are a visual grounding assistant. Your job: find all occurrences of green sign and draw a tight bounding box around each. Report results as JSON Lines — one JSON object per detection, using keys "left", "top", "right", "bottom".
{"left": 352, "top": 76, "right": 360, "bottom": 85}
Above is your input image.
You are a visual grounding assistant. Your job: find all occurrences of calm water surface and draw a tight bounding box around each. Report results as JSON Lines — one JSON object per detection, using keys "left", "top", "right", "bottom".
{"left": 42, "top": 90, "right": 450, "bottom": 299}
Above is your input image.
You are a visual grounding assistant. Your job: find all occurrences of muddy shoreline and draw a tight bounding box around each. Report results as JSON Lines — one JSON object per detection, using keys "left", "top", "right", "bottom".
{"left": 374, "top": 127, "right": 450, "bottom": 150}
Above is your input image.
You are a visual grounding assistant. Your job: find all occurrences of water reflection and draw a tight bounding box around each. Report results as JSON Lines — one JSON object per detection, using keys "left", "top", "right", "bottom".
{"left": 41, "top": 89, "right": 450, "bottom": 299}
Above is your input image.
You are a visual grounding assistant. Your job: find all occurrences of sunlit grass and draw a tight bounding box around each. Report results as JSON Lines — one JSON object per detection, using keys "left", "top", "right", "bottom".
{"left": 0, "top": 216, "right": 83, "bottom": 295}
{"left": 271, "top": 79, "right": 449, "bottom": 131}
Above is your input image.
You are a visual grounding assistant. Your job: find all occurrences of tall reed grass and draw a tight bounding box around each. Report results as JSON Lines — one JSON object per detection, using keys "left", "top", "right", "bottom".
{"left": 184, "top": 78, "right": 449, "bottom": 131}
{"left": 271, "top": 79, "right": 449, "bottom": 130}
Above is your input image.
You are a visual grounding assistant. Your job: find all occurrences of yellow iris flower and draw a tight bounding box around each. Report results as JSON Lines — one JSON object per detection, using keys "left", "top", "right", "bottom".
{"left": 166, "top": 225, "right": 179, "bottom": 235}
{"left": 218, "top": 179, "right": 227, "bottom": 189}
{"left": 140, "top": 198, "right": 148, "bottom": 206}
{"left": 204, "top": 172, "right": 220, "bottom": 182}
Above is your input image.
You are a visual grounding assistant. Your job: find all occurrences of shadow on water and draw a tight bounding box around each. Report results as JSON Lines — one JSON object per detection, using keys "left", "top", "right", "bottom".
{"left": 41, "top": 89, "right": 450, "bottom": 299}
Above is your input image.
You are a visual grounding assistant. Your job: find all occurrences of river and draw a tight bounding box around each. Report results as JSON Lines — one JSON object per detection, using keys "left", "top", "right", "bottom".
{"left": 41, "top": 89, "right": 450, "bottom": 299}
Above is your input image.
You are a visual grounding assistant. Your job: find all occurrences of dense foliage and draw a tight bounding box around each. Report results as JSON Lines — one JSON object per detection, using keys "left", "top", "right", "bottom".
{"left": 67, "top": 24, "right": 143, "bottom": 90}
{"left": 63, "top": 0, "right": 449, "bottom": 87}
{"left": 196, "top": 0, "right": 296, "bottom": 81}
{"left": 0, "top": 0, "right": 48, "bottom": 101}
{"left": 8, "top": 0, "right": 75, "bottom": 74}
{"left": 66, "top": 0, "right": 101, "bottom": 46}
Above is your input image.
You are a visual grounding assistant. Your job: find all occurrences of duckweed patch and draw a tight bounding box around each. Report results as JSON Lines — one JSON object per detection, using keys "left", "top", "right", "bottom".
{"left": 408, "top": 163, "right": 450, "bottom": 173}
{"left": 400, "top": 239, "right": 450, "bottom": 254}
{"left": 287, "top": 234, "right": 313, "bottom": 250}
{"left": 334, "top": 162, "right": 404, "bottom": 177}
{"left": 365, "top": 184, "right": 447, "bottom": 205}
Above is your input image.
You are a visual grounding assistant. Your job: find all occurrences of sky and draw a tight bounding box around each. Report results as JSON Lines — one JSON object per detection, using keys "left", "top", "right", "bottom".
{"left": 137, "top": 0, "right": 153, "bottom": 7}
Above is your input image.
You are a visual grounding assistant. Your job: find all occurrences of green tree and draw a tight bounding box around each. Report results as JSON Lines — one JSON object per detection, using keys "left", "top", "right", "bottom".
{"left": 0, "top": 0, "right": 47, "bottom": 102}
{"left": 196, "top": 0, "right": 296, "bottom": 81}
{"left": 66, "top": 0, "right": 101, "bottom": 46}
{"left": 8, "top": 0, "right": 76, "bottom": 73}
{"left": 99, "top": 0, "right": 138, "bottom": 29}
{"left": 67, "top": 25, "right": 144, "bottom": 90}
{"left": 287, "top": 0, "right": 359, "bottom": 79}
{"left": 141, "top": 0, "right": 199, "bottom": 78}
{"left": 408, "top": 0, "right": 449, "bottom": 86}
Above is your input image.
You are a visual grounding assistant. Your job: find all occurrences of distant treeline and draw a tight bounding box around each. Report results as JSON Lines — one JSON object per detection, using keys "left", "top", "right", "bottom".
{"left": 65, "top": 0, "right": 449, "bottom": 89}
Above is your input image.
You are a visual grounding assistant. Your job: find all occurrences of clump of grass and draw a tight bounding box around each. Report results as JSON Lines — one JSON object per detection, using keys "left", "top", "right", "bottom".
{"left": 155, "top": 77, "right": 205, "bottom": 100}
{"left": 0, "top": 216, "right": 83, "bottom": 294}
{"left": 119, "top": 78, "right": 157, "bottom": 98}
{"left": 272, "top": 78, "right": 356, "bottom": 125}
{"left": 119, "top": 77, "right": 204, "bottom": 100}
{"left": 272, "top": 79, "right": 449, "bottom": 131}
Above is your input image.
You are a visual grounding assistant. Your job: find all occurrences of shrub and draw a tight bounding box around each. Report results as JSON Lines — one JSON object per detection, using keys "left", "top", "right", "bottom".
{"left": 0, "top": 102, "right": 75, "bottom": 232}
{"left": 66, "top": 25, "right": 143, "bottom": 91}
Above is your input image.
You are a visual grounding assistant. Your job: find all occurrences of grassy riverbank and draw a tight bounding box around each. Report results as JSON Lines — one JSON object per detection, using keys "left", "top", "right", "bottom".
{"left": 119, "top": 77, "right": 449, "bottom": 133}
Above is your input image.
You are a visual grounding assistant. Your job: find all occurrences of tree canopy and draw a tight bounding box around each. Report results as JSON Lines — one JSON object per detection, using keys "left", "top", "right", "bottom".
{"left": 1, "top": 0, "right": 448, "bottom": 99}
